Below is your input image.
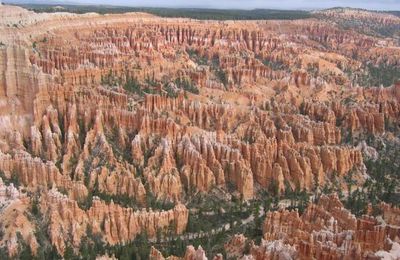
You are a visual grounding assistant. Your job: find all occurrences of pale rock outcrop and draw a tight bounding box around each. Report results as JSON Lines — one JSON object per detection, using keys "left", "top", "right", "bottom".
{"left": 41, "top": 188, "right": 189, "bottom": 254}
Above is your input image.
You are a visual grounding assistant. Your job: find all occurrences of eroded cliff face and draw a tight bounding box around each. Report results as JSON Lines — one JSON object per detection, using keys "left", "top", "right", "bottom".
{"left": 40, "top": 188, "right": 188, "bottom": 254}
{"left": 0, "top": 178, "right": 187, "bottom": 257}
{"left": 0, "top": 4, "right": 399, "bottom": 257}
{"left": 150, "top": 245, "right": 209, "bottom": 260}
{"left": 259, "top": 195, "right": 400, "bottom": 260}
{"left": 154, "top": 194, "right": 400, "bottom": 259}
{"left": 0, "top": 178, "right": 38, "bottom": 256}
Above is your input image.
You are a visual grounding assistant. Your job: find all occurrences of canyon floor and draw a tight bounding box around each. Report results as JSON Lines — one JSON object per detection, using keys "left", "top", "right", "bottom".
{"left": 0, "top": 4, "right": 400, "bottom": 260}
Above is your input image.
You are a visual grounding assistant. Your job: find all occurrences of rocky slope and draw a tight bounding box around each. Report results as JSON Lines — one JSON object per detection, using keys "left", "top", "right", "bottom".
{"left": 314, "top": 8, "right": 400, "bottom": 39}
{"left": 153, "top": 194, "right": 400, "bottom": 259}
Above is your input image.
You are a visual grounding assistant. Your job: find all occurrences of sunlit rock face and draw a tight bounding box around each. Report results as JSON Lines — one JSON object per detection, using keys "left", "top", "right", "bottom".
{"left": 157, "top": 195, "right": 400, "bottom": 259}
{"left": 0, "top": 3, "right": 399, "bottom": 258}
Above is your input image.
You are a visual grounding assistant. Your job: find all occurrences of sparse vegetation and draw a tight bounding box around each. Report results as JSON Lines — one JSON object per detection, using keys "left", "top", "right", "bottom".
{"left": 0, "top": 170, "right": 21, "bottom": 188}
{"left": 263, "top": 59, "right": 290, "bottom": 71}
{"left": 164, "top": 83, "right": 179, "bottom": 98}
{"left": 101, "top": 69, "right": 121, "bottom": 87}
{"left": 355, "top": 63, "right": 400, "bottom": 87}
{"left": 187, "top": 48, "right": 208, "bottom": 65}
{"left": 174, "top": 78, "right": 199, "bottom": 94}
{"left": 215, "top": 69, "right": 228, "bottom": 87}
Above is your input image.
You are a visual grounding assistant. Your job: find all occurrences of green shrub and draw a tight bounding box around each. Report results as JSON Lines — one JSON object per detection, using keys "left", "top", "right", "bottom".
{"left": 174, "top": 78, "right": 199, "bottom": 94}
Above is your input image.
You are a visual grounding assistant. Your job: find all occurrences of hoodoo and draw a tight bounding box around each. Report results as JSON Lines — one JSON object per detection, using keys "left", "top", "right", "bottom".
{"left": 0, "top": 3, "right": 399, "bottom": 259}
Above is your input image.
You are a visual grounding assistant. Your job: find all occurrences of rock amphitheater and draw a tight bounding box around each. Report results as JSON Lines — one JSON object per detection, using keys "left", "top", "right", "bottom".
{"left": 0, "top": 3, "right": 399, "bottom": 259}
